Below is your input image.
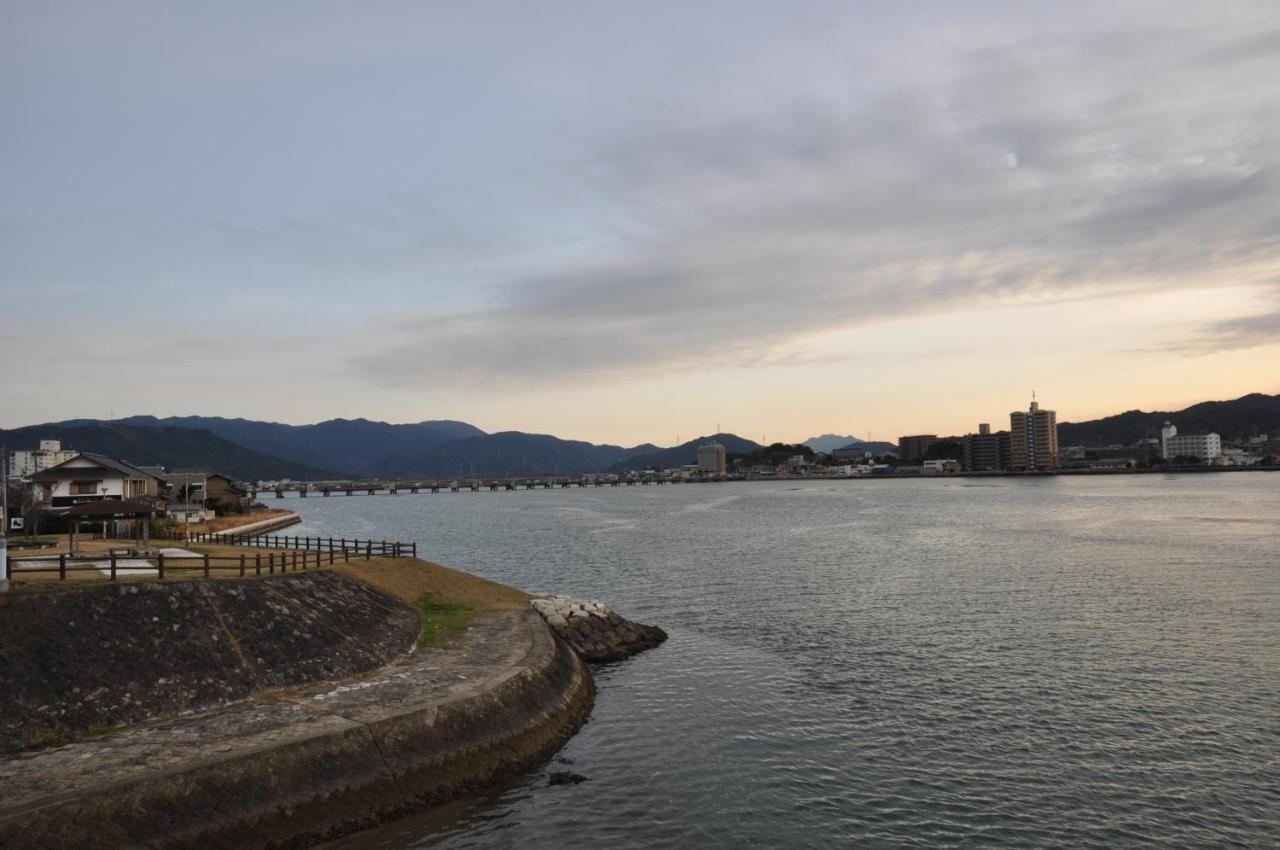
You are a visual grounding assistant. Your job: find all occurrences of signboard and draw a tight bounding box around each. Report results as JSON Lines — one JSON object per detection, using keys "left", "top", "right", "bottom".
{"left": 9, "top": 517, "right": 22, "bottom": 531}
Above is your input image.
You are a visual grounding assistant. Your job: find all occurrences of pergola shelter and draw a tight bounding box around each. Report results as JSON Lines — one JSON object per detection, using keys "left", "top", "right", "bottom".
{"left": 63, "top": 499, "right": 160, "bottom": 556}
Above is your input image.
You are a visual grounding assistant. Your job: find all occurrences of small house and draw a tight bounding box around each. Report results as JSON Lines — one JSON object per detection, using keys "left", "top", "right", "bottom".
{"left": 31, "top": 453, "right": 165, "bottom": 510}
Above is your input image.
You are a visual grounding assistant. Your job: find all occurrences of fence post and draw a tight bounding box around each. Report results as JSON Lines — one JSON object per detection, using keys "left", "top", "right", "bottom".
{"left": 366, "top": 541, "right": 372, "bottom": 560}
{"left": 60, "top": 553, "right": 67, "bottom": 581}
{"left": 203, "top": 553, "right": 210, "bottom": 578}
{"left": 255, "top": 553, "right": 261, "bottom": 576}
{"left": 239, "top": 553, "right": 245, "bottom": 577}
{"left": 268, "top": 553, "right": 275, "bottom": 575}
{"left": 344, "top": 547, "right": 350, "bottom": 563}
{"left": 158, "top": 553, "right": 165, "bottom": 580}
{"left": 412, "top": 542, "right": 417, "bottom": 558}
{"left": 110, "top": 553, "right": 117, "bottom": 581}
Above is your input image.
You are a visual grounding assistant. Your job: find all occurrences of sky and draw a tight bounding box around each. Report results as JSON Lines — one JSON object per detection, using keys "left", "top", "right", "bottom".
{"left": 3, "top": 1, "right": 1279, "bottom": 446}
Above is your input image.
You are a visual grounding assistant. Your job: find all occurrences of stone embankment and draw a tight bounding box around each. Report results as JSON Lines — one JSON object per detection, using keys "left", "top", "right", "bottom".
{"left": 530, "top": 595, "right": 667, "bottom": 662}
{"left": 0, "top": 571, "right": 419, "bottom": 752}
{"left": 0, "top": 562, "right": 662, "bottom": 849}
{"left": 0, "top": 610, "right": 594, "bottom": 850}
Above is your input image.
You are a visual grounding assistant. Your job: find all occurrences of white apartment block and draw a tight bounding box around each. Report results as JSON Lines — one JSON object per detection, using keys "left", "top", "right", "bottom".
{"left": 1161, "top": 426, "right": 1222, "bottom": 462}
{"left": 8, "top": 439, "right": 78, "bottom": 478}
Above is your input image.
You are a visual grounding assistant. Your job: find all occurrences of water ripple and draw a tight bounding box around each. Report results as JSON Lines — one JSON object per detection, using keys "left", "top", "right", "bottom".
{"left": 309, "top": 476, "right": 1280, "bottom": 849}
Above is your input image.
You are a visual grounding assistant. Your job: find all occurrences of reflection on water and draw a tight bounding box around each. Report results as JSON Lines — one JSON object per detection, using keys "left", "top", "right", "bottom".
{"left": 303, "top": 475, "right": 1279, "bottom": 849}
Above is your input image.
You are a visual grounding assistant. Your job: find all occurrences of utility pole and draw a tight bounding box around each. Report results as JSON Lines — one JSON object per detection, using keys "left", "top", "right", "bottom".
{"left": 1, "top": 444, "right": 9, "bottom": 592}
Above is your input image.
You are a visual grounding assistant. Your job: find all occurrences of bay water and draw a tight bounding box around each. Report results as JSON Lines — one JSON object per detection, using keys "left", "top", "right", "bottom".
{"left": 289, "top": 474, "right": 1279, "bottom": 848}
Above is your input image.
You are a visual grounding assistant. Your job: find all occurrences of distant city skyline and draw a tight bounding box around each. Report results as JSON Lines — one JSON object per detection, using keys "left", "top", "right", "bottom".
{"left": 4, "top": 3, "right": 1279, "bottom": 444}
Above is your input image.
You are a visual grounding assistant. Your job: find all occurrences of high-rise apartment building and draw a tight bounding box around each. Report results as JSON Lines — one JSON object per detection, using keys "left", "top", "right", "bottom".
{"left": 696, "top": 442, "right": 727, "bottom": 476}
{"left": 963, "top": 423, "right": 1012, "bottom": 471}
{"left": 1008, "top": 400, "right": 1059, "bottom": 471}
{"left": 8, "top": 439, "right": 77, "bottom": 478}
{"left": 897, "top": 434, "right": 938, "bottom": 465}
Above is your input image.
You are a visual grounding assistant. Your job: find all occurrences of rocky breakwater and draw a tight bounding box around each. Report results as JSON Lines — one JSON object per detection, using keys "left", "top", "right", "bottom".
{"left": 530, "top": 595, "right": 667, "bottom": 662}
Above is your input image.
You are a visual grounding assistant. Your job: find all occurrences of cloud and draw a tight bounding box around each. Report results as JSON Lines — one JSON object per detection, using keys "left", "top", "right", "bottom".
{"left": 1177, "top": 311, "right": 1280, "bottom": 354}
{"left": 355, "top": 11, "right": 1280, "bottom": 390}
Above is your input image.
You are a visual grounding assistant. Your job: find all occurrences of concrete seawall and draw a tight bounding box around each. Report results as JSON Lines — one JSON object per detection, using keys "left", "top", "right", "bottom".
{"left": 202, "top": 510, "right": 302, "bottom": 536}
{"left": 0, "top": 610, "right": 593, "bottom": 850}
{"left": 0, "top": 571, "right": 420, "bottom": 752}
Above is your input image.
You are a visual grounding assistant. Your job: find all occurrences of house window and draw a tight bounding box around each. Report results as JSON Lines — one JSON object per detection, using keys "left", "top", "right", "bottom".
{"left": 71, "top": 480, "right": 102, "bottom": 495}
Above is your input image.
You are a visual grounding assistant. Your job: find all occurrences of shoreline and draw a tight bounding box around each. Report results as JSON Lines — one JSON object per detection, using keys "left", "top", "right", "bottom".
{"left": 0, "top": 604, "right": 594, "bottom": 850}
{"left": 0, "top": 554, "right": 604, "bottom": 850}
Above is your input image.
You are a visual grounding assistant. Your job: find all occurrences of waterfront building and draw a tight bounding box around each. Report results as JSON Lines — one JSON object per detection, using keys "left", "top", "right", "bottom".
{"left": 1161, "top": 425, "right": 1222, "bottom": 462}
{"left": 696, "top": 442, "right": 727, "bottom": 476}
{"left": 962, "top": 423, "right": 1012, "bottom": 471}
{"left": 897, "top": 434, "right": 938, "bottom": 465}
{"left": 1008, "top": 399, "right": 1059, "bottom": 470}
{"left": 8, "top": 439, "right": 77, "bottom": 478}
{"left": 922, "top": 459, "right": 959, "bottom": 474}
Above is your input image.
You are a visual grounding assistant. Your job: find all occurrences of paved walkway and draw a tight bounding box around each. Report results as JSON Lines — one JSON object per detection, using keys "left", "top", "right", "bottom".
{"left": 0, "top": 612, "right": 533, "bottom": 815}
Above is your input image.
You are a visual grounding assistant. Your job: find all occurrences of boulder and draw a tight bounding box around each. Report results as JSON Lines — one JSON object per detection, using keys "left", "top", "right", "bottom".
{"left": 529, "top": 595, "right": 667, "bottom": 663}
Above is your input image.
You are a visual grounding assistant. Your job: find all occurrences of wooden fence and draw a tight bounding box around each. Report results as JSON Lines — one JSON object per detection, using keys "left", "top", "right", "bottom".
{"left": 6, "top": 549, "right": 337, "bottom": 582}
{"left": 180, "top": 531, "right": 416, "bottom": 558}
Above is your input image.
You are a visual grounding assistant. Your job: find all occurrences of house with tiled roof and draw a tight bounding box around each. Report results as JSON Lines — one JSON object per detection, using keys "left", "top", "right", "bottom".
{"left": 31, "top": 453, "right": 165, "bottom": 511}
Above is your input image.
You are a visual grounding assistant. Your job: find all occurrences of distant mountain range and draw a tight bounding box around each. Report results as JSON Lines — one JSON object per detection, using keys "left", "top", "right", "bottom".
{"left": 371, "top": 431, "right": 660, "bottom": 477}
{"left": 0, "top": 423, "right": 341, "bottom": 481}
{"left": 1058, "top": 392, "right": 1280, "bottom": 445}
{"left": 608, "top": 433, "right": 763, "bottom": 472}
{"left": 6, "top": 392, "right": 1274, "bottom": 481}
{"left": 90, "top": 415, "right": 485, "bottom": 474}
{"left": 801, "top": 434, "right": 862, "bottom": 453}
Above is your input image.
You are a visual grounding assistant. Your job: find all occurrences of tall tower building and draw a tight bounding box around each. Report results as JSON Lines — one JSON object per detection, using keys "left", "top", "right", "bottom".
{"left": 696, "top": 442, "right": 727, "bottom": 476}
{"left": 1009, "top": 399, "right": 1059, "bottom": 471}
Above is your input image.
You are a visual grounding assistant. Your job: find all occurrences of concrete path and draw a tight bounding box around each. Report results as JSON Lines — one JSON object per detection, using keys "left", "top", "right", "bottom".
{"left": 0, "top": 610, "right": 593, "bottom": 850}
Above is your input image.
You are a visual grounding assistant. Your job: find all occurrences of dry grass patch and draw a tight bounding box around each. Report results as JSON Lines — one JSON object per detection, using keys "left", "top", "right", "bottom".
{"left": 183, "top": 509, "right": 295, "bottom": 534}
{"left": 332, "top": 557, "right": 530, "bottom": 611}
{"left": 334, "top": 557, "right": 531, "bottom": 651}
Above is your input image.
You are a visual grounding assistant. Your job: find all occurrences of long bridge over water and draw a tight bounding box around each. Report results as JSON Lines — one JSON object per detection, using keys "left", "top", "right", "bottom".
{"left": 253, "top": 475, "right": 713, "bottom": 499}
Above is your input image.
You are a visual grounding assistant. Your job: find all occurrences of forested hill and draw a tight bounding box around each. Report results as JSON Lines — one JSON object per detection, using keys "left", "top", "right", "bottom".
{"left": 1058, "top": 393, "right": 1280, "bottom": 445}
{"left": 62, "top": 415, "right": 486, "bottom": 475}
{"left": 609, "top": 434, "right": 762, "bottom": 471}
{"left": 372, "top": 432, "right": 659, "bottom": 477}
{"left": 0, "top": 423, "right": 342, "bottom": 481}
